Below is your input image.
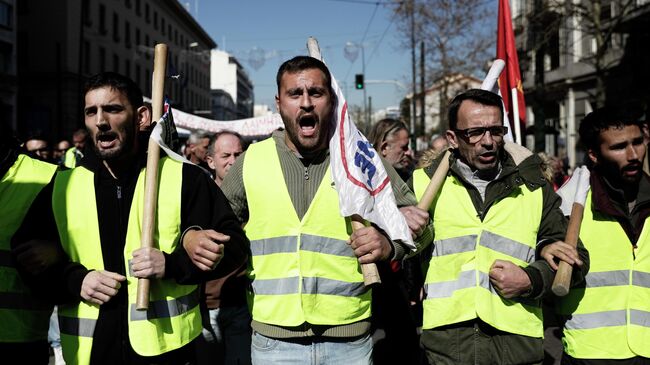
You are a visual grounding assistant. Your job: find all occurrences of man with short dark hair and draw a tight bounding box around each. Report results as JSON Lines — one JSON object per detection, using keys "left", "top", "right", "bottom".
{"left": 53, "top": 140, "right": 71, "bottom": 165}
{"left": 550, "top": 106, "right": 650, "bottom": 364}
{"left": 1, "top": 123, "right": 58, "bottom": 364}
{"left": 25, "top": 136, "right": 52, "bottom": 162}
{"left": 31, "top": 72, "right": 248, "bottom": 364}
{"left": 412, "top": 89, "right": 588, "bottom": 364}
{"left": 63, "top": 129, "right": 88, "bottom": 168}
{"left": 193, "top": 56, "right": 429, "bottom": 364}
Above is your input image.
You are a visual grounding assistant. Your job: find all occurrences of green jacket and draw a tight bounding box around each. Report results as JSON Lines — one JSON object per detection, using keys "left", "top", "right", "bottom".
{"left": 412, "top": 143, "right": 589, "bottom": 299}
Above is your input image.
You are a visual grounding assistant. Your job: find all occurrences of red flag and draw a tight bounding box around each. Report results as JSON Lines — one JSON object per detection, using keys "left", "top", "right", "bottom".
{"left": 497, "top": 0, "right": 526, "bottom": 128}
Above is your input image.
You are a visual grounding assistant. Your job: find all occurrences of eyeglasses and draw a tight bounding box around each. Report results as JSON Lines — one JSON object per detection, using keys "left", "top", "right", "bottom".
{"left": 454, "top": 126, "right": 508, "bottom": 144}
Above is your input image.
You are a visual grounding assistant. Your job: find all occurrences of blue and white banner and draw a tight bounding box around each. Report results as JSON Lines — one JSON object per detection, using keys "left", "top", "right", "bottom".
{"left": 328, "top": 77, "right": 414, "bottom": 249}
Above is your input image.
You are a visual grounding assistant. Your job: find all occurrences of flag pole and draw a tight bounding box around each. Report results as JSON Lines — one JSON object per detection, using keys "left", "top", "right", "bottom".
{"left": 307, "top": 37, "right": 381, "bottom": 286}
{"left": 511, "top": 88, "right": 522, "bottom": 144}
{"left": 136, "top": 43, "right": 168, "bottom": 310}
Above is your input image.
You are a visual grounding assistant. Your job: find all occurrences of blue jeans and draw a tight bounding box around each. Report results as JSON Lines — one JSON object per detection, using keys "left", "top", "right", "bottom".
{"left": 251, "top": 331, "right": 373, "bottom": 365}
{"left": 48, "top": 306, "right": 61, "bottom": 349}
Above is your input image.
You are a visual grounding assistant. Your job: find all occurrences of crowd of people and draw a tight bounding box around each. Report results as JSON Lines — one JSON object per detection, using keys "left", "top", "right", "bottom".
{"left": 1, "top": 54, "right": 649, "bottom": 365}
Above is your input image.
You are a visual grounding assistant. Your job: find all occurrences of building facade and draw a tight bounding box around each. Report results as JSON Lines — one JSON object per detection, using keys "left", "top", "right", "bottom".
{"left": 17, "top": 0, "right": 215, "bottom": 141}
{"left": 210, "top": 49, "right": 253, "bottom": 120}
{"left": 512, "top": 0, "right": 650, "bottom": 167}
{"left": 0, "top": 0, "right": 16, "bottom": 130}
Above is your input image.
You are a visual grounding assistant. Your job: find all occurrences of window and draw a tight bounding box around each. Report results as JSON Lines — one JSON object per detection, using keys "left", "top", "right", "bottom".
{"left": 82, "top": 0, "right": 91, "bottom": 26}
{"left": 145, "top": 34, "right": 150, "bottom": 59}
{"left": 99, "top": 4, "right": 106, "bottom": 34}
{"left": 0, "top": 41, "right": 11, "bottom": 73}
{"left": 136, "top": 64, "right": 141, "bottom": 88}
{"left": 135, "top": 28, "right": 140, "bottom": 46}
{"left": 161, "top": 18, "right": 165, "bottom": 35}
{"left": 0, "top": 2, "right": 12, "bottom": 28}
{"left": 125, "top": 0, "right": 131, "bottom": 9}
{"left": 99, "top": 46, "right": 106, "bottom": 71}
{"left": 113, "top": 53, "right": 119, "bottom": 72}
{"left": 135, "top": 0, "right": 141, "bottom": 15}
{"left": 113, "top": 12, "right": 119, "bottom": 41}
{"left": 125, "top": 21, "right": 131, "bottom": 47}
{"left": 83, "top": 41, "right": 90, "bottom": 74}
{"left": 145, "top": 3, "right": 150, "bottom": 23}
{"left": 153, "top": 11, "right": 158, "bottom": 30}
{"left": 174, "top": 29, "right": 178, "bottom": 45}
{"left": 125, "top": 59, "right": 130, "bottom": 76}
{"left": 145, "top": 68, "right": 151, "bottom": 95}
{"left": 167, "top": 25, "right": 172, "bottom": 41}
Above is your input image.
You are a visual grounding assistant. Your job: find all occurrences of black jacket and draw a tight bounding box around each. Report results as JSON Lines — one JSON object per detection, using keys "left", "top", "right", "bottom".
{"left": 13, "top": 145, "right": 249, "bottom": 364}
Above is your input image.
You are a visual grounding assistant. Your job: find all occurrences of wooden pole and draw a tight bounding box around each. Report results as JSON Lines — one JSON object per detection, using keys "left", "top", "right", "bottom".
{"left": 551, "top": 202, "right": 585, "bottom": 296}
{"left": 416, "top": 150, "right": 451, "bottom": 210}
{"left": 136, "top": 43, "right": 168, "bottom": 310}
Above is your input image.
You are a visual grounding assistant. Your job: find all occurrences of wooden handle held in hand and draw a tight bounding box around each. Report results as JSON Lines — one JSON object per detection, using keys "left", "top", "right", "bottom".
{"left": 136, "top": 43, "right": 168, "bottom": 310}
{"left": 351, "top": 215, "right": 381, "bottom": 286}
{"left": 551, "top": 202, "right": 585, "bottom": 297}
{"left": 417, "top": 150, "right": 451, "bottom": 210}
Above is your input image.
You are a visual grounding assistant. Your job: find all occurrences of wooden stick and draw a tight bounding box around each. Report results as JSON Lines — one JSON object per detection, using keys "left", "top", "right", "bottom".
{"left": 306, "top": 37, "right": 380, "bottom": 286}
{"left": 136, "top": 43, "right": 168, "bottom": 310}
{"left": 417, "top": 150, "right": 452, "bottom": 210}
{"left": 551, "top": 202, "right": 585, "bottom": 296}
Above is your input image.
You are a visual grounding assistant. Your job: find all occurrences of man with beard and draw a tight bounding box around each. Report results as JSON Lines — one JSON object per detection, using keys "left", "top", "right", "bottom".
{"left": 550, "top": 107, "right": 650, "bottom": 364}
{"left": 411, "top": 89, "right": 588, "bottom": 364}
{"left": 189, "top": 56, "right": 429, "bottom": 364}
{"left": 28, "top": 72, "right": 249, "bottom": 365}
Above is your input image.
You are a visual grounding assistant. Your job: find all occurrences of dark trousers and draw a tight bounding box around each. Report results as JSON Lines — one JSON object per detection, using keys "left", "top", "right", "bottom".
{"left": 562, "top": 353, "right": 650, "bottom": 365}
{"left": 0, "top": 340, "right": 50, "bottom": 365}
{"left": 421, "top": 319, "right": 544, "bottom": 365}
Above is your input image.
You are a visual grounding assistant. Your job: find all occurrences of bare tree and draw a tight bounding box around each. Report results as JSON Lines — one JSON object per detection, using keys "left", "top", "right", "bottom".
{"left": 528, "top": 0, "right": 639, "bottom": 108}
{"left": 390, "top": 0, "right": 494, "bottom": 132}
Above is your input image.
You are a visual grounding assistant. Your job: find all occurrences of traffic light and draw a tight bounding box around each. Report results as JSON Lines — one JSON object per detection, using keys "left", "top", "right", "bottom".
{"left": 355, "top": 74, "right": 364, "bottom": 89}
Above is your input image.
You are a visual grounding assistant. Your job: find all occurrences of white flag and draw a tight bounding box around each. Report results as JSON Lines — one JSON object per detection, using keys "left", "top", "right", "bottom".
{"left": 328, "top": 77, "right": 414, "bottom": 249}
{"left": 556, "top": 166, "right": 591, "bottom": 216}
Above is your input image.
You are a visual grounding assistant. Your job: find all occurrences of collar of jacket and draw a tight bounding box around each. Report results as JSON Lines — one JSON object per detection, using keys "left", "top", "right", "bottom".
{"left": 423, "top": 142, "right": 548, "bottom": 193}
{"left": 78, "top": 133, "right": 150, "bottom": 179}
{"left": 589, "top": 168, "right": 650, "bottom": 217}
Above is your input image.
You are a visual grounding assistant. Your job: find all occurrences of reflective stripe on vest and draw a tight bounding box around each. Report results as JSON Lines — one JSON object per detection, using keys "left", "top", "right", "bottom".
{"left": 53, "top": 158, "right": 201, "bottom": 364}
{"left": 58, "top": 316, "right": 96, "bottom": 338}
{"left": 250, "top": 235, "right": 354, "bottom": 258}
{"left": 130, "top": 287, "right": 200, "bottom": 321}
{"left": 558, "top": 190, "right": 650, "bottom": 359}
{"left": 413, "top": 168, "right": 544, "bottom": 338}
{"left": 0, "top": 154, "right": 56, "bottom": 342}
{"left": 243, "top": 138, "right": 371, "bottom": 327}
{"left": 252, "top": 276, "right": 368, "bottom": 297}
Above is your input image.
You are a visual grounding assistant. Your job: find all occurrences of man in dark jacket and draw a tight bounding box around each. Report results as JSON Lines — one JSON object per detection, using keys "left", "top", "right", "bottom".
{"left": 15, "top": 72, "right": 248, "bottom": 365}
{"left": 412, "top": 89, "right": 589, "bottom": 365}
{"left": 551, "top": 106, "right": 650, "bottom": 364}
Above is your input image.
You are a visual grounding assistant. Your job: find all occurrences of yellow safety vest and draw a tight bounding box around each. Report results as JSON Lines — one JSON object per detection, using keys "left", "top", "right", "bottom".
{"left": 414, "top": 167, "right": 544, "bottom": 337}
{"left": 558, "top": 190, "right": 650, "bottom": 359}
{"left": 243, "top": 138, "right": 371, "bottom": 327}
{"left": 0, "top": 154, "right": 57, "bottom": 342}
{"left": 53, "top": 157, "right": 201, "bottom": 365}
